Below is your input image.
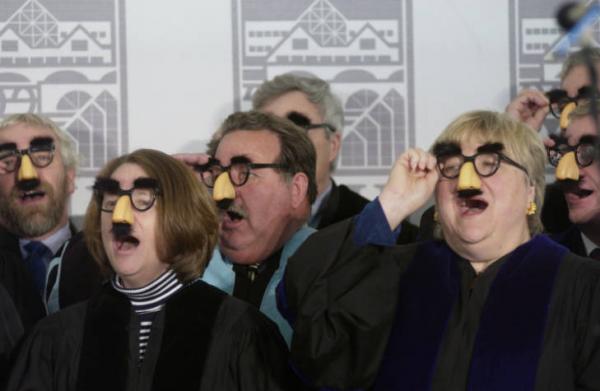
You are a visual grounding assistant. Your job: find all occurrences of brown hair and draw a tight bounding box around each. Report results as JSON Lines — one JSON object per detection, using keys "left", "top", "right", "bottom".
{"left": 84, "top": 149, "right": 218, "bottom": 283}
{"left": 207, "top": 110, "right": 317, "bottom": 203}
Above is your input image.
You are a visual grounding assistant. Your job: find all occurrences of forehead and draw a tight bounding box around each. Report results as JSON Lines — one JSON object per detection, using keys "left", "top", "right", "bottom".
{"left": 561, "top": 63, "right": 600, "bottom": 97}
{"left": 565, "top": 115, "right": 598, "bottom": 143}
{"left": 109, "top": 162, "right": 149, "bottom": 188}
{"left": 261, "top": 90, "right": 323, "bottom": 121}
{"left": 0, "top": 123, "right": 57, "bottom": 146}
{"left": 215, "top": 130, "right": 281, "bottom": 164}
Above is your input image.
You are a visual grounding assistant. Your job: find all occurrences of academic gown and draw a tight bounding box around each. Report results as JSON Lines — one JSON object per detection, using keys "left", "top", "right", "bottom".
{"left": 6, "top": 280, "right": 300, "bottom": 391}
{"left": 278, "top": 218, "right": 600, "bottom": 390}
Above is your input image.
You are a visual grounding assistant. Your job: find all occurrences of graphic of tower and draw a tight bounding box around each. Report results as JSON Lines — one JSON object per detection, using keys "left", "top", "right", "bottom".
{"left": 233, "top": 0, "right": 413, "bottom": 176}
{"left": 0, "top": 0, "right": 127, "bottom": 176}
{"left": 509, "top": 0, "right": 600, "bottom": 136}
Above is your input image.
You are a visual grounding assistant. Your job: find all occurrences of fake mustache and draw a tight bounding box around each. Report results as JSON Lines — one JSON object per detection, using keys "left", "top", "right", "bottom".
{"left": 17, "top": 178, "right": 41, "bottom": 192}
{"left": 457, "top": 189, "right": 483, "bottom": 198}
{"left": 112, "top": 222, "right": 132, "bottom": 240}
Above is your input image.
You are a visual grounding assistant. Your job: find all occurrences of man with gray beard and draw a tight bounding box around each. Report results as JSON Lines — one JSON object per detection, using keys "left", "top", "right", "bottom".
{"left": 0, "top": 114, "right": 101, "bottom": 333}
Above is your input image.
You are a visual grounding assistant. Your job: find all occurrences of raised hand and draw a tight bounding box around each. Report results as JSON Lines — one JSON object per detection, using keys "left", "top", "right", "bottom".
{"left": 379, "top": 148, "right": 439, "bottom": 230}
{"left": 172, "top": 153, "right": 211, "bottom": 182}
{"left": 505, "top": 89, "right": 550, "bottom": 132}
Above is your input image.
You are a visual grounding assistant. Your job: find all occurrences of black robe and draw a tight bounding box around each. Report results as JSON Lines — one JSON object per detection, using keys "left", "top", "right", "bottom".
{"left": 279, "top": 219, "right": 600, "bottom": 390}
{"left": 316, "top": 180, "right": 419, "bottom": 244}
{"left": 6, "top": 280, "right": 300, "bottom": 391}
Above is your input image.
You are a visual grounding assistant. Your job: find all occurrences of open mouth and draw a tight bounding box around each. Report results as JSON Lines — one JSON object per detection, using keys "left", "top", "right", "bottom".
{"left": 226, "top": 210, "right": 244, "bottom": 221}
{"left": 222, "top": 205, "right": 247, "bottom": 222}
{"left": 561, "top": 181, "right": 594, "bottom": 199}
{"left": 459, "top": 197, "right": 489, "bottom": 214}
{"left": 567, "top": 188, "right": 594, "bottom": 199}
{"left": 19, "top": 190, "right": 46, "bottom": 202}
{"left": 115, "top": 235, "right": 140, "bottom": 251}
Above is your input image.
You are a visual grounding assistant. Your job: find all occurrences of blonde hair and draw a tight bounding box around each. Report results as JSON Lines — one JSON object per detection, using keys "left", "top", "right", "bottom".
{"left": 0, "top": 113, "right": 78, "bottom": 170}
{"left": 432, "top": 110, "right": 546, "bottom": 234}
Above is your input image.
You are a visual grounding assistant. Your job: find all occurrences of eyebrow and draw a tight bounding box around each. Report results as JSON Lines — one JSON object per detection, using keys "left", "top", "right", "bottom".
{"left": 30, "top": 137, "right": 54, "bottom": 147}
{"left": 230, "top": 155, "right": 252, "bottom": 165}
{"left": 579, "top": 135, "right": 598, "bottom": 145}
{"left": 0, "top": 143, "right": 17, "bottom": 152}
{"left": 133, "top": 177, "right": 159, "bottom": 189}
{"left": 93, "top": 177, "right": 158, "bottom": 193}
{"left": 287, "top": 111, "right": 311, "bottom": 127}
{"left": 432, "top": 142, "right": 461, "bottom": 157}
{"left": 93, "top": 177, "right": 120, "bottom": 192}
{"left": 477, "top": 142, "right": 504, "bottom": 153}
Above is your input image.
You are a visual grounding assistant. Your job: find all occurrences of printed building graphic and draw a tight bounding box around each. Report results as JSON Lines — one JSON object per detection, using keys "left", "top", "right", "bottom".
{"left": 509, "top": 0, "right": 600, "bottom": 135}
{"left": 233, "top": 0, "right": 414, "bottom": 176}
{"left": 0, "top": 0, "right": 127, "bottom": 176}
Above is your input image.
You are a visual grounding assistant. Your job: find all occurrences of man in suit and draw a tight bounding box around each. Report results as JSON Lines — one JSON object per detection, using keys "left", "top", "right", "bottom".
{"left": 506, "top": 48, "right": 600, "bottom": 256}
{"left": 0, "top": 113, "right": 101, "bottom": 327}
{"left": 252, "top": 74, "right": 418, "bottom": 242}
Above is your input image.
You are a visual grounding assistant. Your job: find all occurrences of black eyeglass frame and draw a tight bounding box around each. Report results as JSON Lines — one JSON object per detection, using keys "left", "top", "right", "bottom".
{"left": 302, "top": 123, "right": 337, "bottom": 133}
{"left": 0, "top": 144, "right": 55, "bottom": 173}
{"left": 96, "top": 187, "right": 160, "bottom": 213}
{"left": 546, "top": 86, "right": 595, "bottom": 120}
{"left": 198, "top": 161, "right": 289, "bottom": 188}
{"left": 437, "top": 151, "right": 529, "bottom": 179}
{"left": 546, "top": 141, "right": 596, "bottom": 168}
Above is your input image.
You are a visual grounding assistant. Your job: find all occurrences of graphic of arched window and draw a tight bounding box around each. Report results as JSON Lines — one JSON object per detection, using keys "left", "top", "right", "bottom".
{"left": 57, "top": 90, "right": 118, "bottom": 171}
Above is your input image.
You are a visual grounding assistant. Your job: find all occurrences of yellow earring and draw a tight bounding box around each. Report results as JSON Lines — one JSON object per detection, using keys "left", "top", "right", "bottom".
{"left": 526, "top": 201, "right": 537, "bottom": 216}
{"left": 433, "top": 209, "right": 439, "bottom": 222}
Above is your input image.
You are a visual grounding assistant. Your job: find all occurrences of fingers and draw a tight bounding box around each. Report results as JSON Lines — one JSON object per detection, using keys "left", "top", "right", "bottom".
{"left": 506, "top": 89, "right": 550, "bottom": 132}
{"left": 543, "top": 137, "right": 556, "bottom": 148}
{"left": 401, "top": 148, "right": 436, "bottom": 175}
{"left": 172, "top": 153, "right": 211, "bottom": 167}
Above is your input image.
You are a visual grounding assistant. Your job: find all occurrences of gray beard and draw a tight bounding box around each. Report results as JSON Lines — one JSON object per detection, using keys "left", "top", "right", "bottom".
{"left": 0, "top": 178, "right": 68, "bottom": 239}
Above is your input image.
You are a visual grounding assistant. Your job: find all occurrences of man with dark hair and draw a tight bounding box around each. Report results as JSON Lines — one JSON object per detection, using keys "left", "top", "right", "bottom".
{"left": 177, "top": 111, "right": 316, "bottom": 344}
{"left": 253, "top": 74, "right": 418, "bottom": 243}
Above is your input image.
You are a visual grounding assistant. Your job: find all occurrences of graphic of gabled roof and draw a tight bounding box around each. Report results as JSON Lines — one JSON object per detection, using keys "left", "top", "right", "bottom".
{"left": 58, "top": 24, "right": 108, "bottom": 50}
{"left": 266, "top": 20, "right": 395, "bottom": 63}
{"left": 5, "top": 0, "right": 59, "bottom": 49}
{"left": 347, "top": 22, "right": 393, "bottom": 47}
{"left": 297, "top": 0, "right": 349, "bottom": 46}
{"left": 266, "top": 24, "right": 318, "bottom": 62}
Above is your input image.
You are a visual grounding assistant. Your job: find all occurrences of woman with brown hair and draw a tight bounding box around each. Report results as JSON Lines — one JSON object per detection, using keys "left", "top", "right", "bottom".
{"left": 7, "top": 149, "right": 298, "bottom": 390}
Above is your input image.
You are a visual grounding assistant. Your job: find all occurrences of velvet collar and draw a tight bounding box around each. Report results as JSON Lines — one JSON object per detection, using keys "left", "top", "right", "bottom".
{"left": 374, "top": 235, "right": 566, "bottom": 391}
{"left": 76, "top": 280, "right": 226, "bottom": 390}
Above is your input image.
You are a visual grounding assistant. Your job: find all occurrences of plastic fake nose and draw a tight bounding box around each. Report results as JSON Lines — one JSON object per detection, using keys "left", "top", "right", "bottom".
{"left": 560, "top": 102, "right": 576, "bottom": 130}
{"left": 112, "top": 195, "right": 134, "bottom": 225}
{"left": 457, "top": 162, "right": 481, "bottom": 191}
{"left": 555, "top": 151, "right": 579, "bottom": 181}
{"left": 17, "top": 155, "right": 38, "bottom": 181}
{"left": 212, "top": 172, "right": 235, "bottom": 210}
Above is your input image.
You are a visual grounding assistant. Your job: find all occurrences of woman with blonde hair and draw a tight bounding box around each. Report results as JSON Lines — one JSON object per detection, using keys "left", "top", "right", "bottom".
{"left": 280, "top": 111, "right": 600, "bottom": 390}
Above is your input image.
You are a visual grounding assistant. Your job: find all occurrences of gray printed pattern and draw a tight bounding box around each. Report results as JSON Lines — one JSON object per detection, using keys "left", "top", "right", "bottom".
{"left": 0, "top": 0, "right": 128, "bottom": 176}
{"left": 232, "top": 0, "right": 414, "bottom": 176}
{"left": 509, "top": 0, "right": 600, "bottom": 136}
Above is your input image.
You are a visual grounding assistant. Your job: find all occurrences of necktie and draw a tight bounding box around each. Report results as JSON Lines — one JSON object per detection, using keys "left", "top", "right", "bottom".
{"left": 24, "top": 241, "right": 53, "bottom": 296}
{"left": 589, "top": 248, "right": 600, "bottom": 261}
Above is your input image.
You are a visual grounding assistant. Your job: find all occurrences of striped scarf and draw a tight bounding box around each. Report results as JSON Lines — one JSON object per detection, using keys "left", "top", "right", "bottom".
{"left": 111, "top": 269, "right": 183, "bottom": 363}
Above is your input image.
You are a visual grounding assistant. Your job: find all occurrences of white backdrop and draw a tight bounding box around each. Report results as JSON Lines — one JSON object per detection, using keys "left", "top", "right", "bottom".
{"left": 0, "top": 0, "right": 563, "bottom": 215}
